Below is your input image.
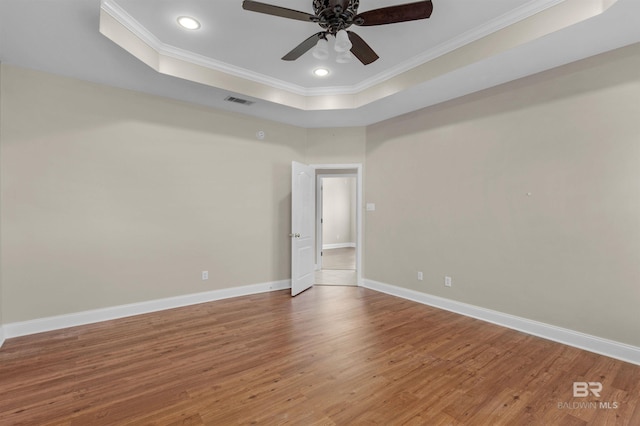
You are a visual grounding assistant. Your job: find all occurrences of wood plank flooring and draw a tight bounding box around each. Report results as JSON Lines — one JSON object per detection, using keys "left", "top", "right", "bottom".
{"left": 1, "top": 286, "right": 639, "bottom": 425}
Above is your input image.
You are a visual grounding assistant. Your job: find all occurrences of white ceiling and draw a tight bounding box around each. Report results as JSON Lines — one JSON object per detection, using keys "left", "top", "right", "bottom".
{"left": 1, "top": 0, "right": 639, "bottom": 128}
{"left": 109, "top": 0, "right": 536, "bottom": 89}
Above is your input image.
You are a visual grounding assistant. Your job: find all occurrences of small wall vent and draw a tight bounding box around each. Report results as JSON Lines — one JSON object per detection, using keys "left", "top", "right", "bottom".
{"left": 224, "top": 96, "right": 254, "bottom": 106}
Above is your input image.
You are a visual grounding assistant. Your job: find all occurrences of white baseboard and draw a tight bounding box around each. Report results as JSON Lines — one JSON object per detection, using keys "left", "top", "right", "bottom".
{"left": 323, "top": 243, "right": 356, "bottom": 250}
{"left": 3, "top": 280, "right": 291, "bottom": 340}
{"left": 6, "top": 278, "right": 638, "bottom": 366}
{"left": 362, "top": 279, "right": 640, "bottom": 366}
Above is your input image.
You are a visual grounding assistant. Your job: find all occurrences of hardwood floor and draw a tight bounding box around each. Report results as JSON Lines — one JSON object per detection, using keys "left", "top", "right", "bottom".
{"left": 1, "top": 286, "right": 639, "bottom": 425}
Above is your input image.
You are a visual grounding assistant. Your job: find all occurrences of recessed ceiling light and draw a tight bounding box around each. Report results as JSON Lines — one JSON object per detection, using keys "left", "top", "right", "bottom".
{"left": 313, "top": 68, "right": 330, "bottom": 77}
{"left": 177, "top": 16, "right": 200, "bottom": 30}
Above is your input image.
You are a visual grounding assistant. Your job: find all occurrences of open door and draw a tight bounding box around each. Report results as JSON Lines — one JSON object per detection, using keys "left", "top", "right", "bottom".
{"left": 291, "top": 161, "right": 315, "bottom": 296}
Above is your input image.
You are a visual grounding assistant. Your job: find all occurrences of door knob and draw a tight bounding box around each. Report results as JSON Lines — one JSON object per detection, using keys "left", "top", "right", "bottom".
{"left": 289, "top": 233, "right": 301, "bottom": 238}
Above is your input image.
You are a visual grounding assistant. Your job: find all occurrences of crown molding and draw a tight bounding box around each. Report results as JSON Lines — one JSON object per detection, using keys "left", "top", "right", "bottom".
{"left": 100, "top": 0, "right": 616, "bottom": 110}
{"left": 100, "top": 0, "right": 310, "bottom": 96}
{"left": 347, "top": 0, "right": 566, "bottom": 95}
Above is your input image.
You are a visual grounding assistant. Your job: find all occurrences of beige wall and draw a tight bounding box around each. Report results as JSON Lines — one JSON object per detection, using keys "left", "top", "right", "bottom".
{"left": 2, "top": 42, "right": 639, "bottom": 350}
{"left": 306, "top": 127, "right": 366, "bottom": 165}
{"left": 365, "top": 43, "right": 640, "bottom": 346}
{"left": 0, "top": 65, "right": 306, "bottom": 323}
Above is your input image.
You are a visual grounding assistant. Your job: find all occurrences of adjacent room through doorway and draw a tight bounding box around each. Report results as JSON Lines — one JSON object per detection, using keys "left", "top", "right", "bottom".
{"left": 315, "top": 174, "right": 357, "bottom": 286}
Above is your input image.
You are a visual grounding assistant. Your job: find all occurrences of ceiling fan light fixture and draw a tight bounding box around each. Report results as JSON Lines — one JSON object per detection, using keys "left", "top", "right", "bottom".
{"left": 177, "top": 16, "right": 201, "bottom": 30}
{"left": 313, "top": 67, "right": 330, "bottom": 77}
{"left": 312, "top": 38, "right": 329, "bottom": 60}
{"left": 334, "top": 29, "right": 352, "bottom": 53}
{"left": 242, "top": 0, "right": 435, "bottom": 65}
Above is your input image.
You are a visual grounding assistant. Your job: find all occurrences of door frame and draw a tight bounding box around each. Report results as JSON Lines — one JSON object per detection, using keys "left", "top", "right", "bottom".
{"left": 316, "top": 173, "right": 357, "bottom": 270}
{"left": 312, "top": 164, "right": 363, "bottom": 286}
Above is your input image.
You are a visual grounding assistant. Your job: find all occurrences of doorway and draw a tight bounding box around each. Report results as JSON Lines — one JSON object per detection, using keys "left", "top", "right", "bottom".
{"left": 313, "top": 166, "right": 362, "bottom": 286}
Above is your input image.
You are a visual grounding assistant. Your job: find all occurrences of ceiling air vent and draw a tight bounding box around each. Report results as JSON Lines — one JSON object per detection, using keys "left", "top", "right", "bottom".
{"left": 224, "top": 96, "right": 254, "bottom": 106}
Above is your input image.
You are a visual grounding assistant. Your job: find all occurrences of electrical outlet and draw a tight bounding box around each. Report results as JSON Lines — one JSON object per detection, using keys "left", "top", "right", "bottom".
{"left": 202, "top": 271, "right": 209, "bottom": 280}
{"left": 445, "top": 276, "right": 452, "bottom": 287}
{"left": 417, "top": 271, "right": 423, "bottom": 281}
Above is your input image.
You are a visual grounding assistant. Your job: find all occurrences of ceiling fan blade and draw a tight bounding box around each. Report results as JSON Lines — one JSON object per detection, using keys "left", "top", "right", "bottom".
{"left": 282, "top": 32, "right": 326, "bottom": 61}
{"left": 347, "top": 32, "right": 379, "bottom": 65}
{"left": 354, "top": 0, "right": 433, "bottom": 26}
{"left": 242, "top": 0, "right": 317, "bottom": 22}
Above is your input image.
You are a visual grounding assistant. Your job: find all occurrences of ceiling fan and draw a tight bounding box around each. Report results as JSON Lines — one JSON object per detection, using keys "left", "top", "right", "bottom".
{"left": 242, "top": 0, "right": 434, "bottom": 65}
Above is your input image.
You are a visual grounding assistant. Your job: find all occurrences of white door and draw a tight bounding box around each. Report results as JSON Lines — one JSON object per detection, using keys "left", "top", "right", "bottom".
{"left": 291, "top": 161, "right": 315, "bottom": 296}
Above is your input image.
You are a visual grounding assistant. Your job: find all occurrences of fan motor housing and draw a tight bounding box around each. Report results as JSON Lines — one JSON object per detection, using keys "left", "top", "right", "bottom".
{"left": 313, "top": 0, "right": 360, "bottom": 33}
